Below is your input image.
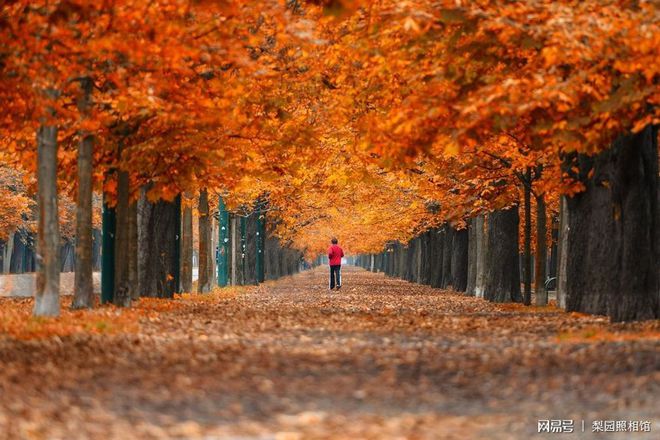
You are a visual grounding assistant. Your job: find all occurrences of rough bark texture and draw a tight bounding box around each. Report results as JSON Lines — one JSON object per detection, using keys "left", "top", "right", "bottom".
{"left": 484, "top": 207, "right": 522, "bottom": 303}
{"left": 72, "top": 134, "right": 94, "bottom": 309}
{"left": 451, "top": 228, "right": 469, "bottom": 292}
{"left": 566, "top": 125, "right": 658, "bottom": 322}
{"left": 34, "top": 124, "right": 61, "bottom": 317}
{"left": 466, "top": 218, "right": 478, "bottom": 296}
{"left": 138, "top": 195, "right": 179, "bottom": 298}
{"left": 198, "top": 189, "right": 211, "bottom": 293}
{"left": 180, "top": 196, "right": 193, "bottom": 293}
{"left": 534, "top": 195, "right": 548, "bottom": 306}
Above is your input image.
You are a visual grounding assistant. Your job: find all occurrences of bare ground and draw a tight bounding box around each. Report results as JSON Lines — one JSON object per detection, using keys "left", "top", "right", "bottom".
{"left": 0, "top": 266, "right": 658, "bottom": 439}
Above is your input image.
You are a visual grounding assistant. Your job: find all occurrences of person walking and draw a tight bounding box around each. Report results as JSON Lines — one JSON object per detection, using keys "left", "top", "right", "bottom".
{"left": 328, "top": 237, "right": 344, "bottom": 290}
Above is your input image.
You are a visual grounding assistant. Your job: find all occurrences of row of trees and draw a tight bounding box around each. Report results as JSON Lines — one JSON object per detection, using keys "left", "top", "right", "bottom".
{"left": 1, "top": 1, "right": 657, "bottom": 321}
{"left": 358, "top": 210, "right": 539, "bottom": 306}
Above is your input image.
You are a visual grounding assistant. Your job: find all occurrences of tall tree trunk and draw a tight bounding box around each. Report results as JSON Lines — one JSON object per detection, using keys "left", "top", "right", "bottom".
{"left": 209, "top": 215, "right": 217, "bottom": 287}
{"left": 415, "top": 235, "right": 423, "bottom": 283}
{"left": 92, "top": 228, "right": 102, "bottom": 271}
{"left": 547, "top": 216, "right": 559, "bottom": 291}
{"left": 474, "top": 215, "right": 488, "bottom": 298}
{"left": 113, "top": 144, "right": 131, "bottom": 307}
{"left": 429, "top": 229, "right": 443, "bottom": 288}
{"left": 101, "top": 193, "right": 116, "bottom": 304}
{"left": 230, "top": 214, "right": 238, "bottom": 285}
{"left": 60, "top": 241, "right": 75, "bottom": 272}
{"left": 420, "top": 232, "right": 431, "bottom": 284}
{"left": 566, "top": 125, "right": 658, "bottom": 322}
{"left": 245, "top": 212, "right": 258, "bottom": 285}
{"left": 72, "top": 77, "right": 94, "bottom": 309}
{"left": 198, "top": 189, "right": 211, "bottom": 293}
{"left": 484, "top": 206, "right": 522, "bottom": 303}
{"left": 523, "top": 170, "right": 532, "bottom": 305}
{"left": 180, "top": 194, "right": 193, "bottom": 292}
{"left": 451, "top": 227, "right": 469, "bottom": 292}
{"left": 441, "top": 226, "right": 453, "bottom": 288}
{"left": 137, "top": 192, "right": 180, "bottom": 298}
{"left": 535, "top": 194, "right": 548, "bottom": 306}
{"left": 72, "top": 135, "right": 94, "bottom": 308}
{"left": 3, "top": 231, "right": 15, "bottom": 273}
{"left": 35, "top": 123, "right": 60, "bottom": 317}
{"left": 466, "top": 218, "right": 478, "bottom": 295}
{"left": 128, "top": 200, "right": 139, "bottom": 300}
{"left": 557, "top": 196, "right": 568, "bottom": 309}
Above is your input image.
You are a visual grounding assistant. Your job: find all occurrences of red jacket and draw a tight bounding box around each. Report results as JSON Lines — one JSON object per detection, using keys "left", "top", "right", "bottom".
{"left": 328, "top": 244, "right": 344, "bottom": 266}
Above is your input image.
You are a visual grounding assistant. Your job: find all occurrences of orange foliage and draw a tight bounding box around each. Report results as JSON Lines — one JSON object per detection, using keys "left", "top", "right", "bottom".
{"left": 1, "top": 0, "right": 657, "bottom": 256}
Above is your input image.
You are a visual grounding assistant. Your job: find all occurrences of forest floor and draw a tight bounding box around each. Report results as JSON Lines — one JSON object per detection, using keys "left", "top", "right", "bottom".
{"left": 0, "top": 266, "right": 659, "bottom": 439}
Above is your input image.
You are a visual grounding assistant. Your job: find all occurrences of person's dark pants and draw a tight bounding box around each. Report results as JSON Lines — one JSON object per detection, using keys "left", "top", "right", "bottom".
{"left": 330, "top": 265, "right": 341, "bottom": 289}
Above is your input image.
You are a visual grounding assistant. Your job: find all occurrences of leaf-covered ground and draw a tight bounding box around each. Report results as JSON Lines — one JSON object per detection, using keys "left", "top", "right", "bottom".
{"left": 1, "top": 266, "right": 658, "bottom": 439}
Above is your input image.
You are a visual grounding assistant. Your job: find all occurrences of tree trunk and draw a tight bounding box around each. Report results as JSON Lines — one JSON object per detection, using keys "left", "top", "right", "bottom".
{"left": 547, "top": 216, "right": 559, "bottom": 291}
{"left": 420, "top": 232, "right": 431, "bottom": 285}
{"left": 451, "top": 227, "right": 469, "bottom": 292}
{"left": 557, "top": 196, "right": 568, "bottom": 309}
{"left": 198, "top": 189, "right": 211, "bottom": 293}
{"left": 60, "top": 241, "right": 75, "bottom": 272}
{"left": 2, "top": 232, "right": 14, "bottom": 273}
{"left": 441, "top": 226, "right": 453, "bottom": 288}
{"left": 484, "top": 206, "right": 522, "bottom": 303}
{"left": 534, "top": 194, "right": 548, "bottom": 306}
{"left": 424, "top": 230, "right": 438, "bottom": 287}
{"left": 92, "top": 228, "right": 102, "bottom": 271}
{"left": 415, "top": 235, "right": 423, "bottom": 283}
{"left": 209, "top": 215, "right": 217, "bottom": 287}
{"left": 230, "top": 214, "right": 238, "bottom": 285}
{"left": 245, "top": 212, "right": 258, "bottom": 285}
{"left": 474, "top": 215, "right": 488, "bottom": 298}
{"left": 466, "top": 218, "right": 478, "bottom": 295}
{"left": 565, "top": 125, "right": 658, "bottom": 322}
{"left": 35, "top": 124, "right": 60, "bottom": 317}
{"left": 399, "top": 242, "right": 406, "bottom": 280}
{"left": 180, "top": 195, "right": 193, "bottom": 292}
{"left": 72, "top": 77, "right": 94, "bottom": 309}
{"left": 402, "top": 243, "right": 411, "bottom": 281}
{"left": 138, "top": 193, "right": 180, "bottom": 298}
{"left": 264, "top": 236, "right": 279, "bottom": 280}
{"left": 523, "top": 170, "right": 532, "bottom": 305}
{"left": 101, "top": 194, "right": 116, "bottom": 304}
{"left": 128, "top": 200, "right": 139, "bottom": 300}
{"left": 113, "top": 146, "right": 131, "bottom": 307}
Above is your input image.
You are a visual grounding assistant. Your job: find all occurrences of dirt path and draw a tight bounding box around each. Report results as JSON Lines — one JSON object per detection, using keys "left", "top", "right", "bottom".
{"left": 1, "top": 266, "right": 658, "bottom": 439}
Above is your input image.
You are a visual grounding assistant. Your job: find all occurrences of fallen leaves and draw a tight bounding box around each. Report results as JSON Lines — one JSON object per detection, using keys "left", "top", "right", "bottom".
{"left": 0, "top": 266, "right": 658, "bottom": 439}
{"left": 0, "top": 297, "right": 141, "bottom": 340}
